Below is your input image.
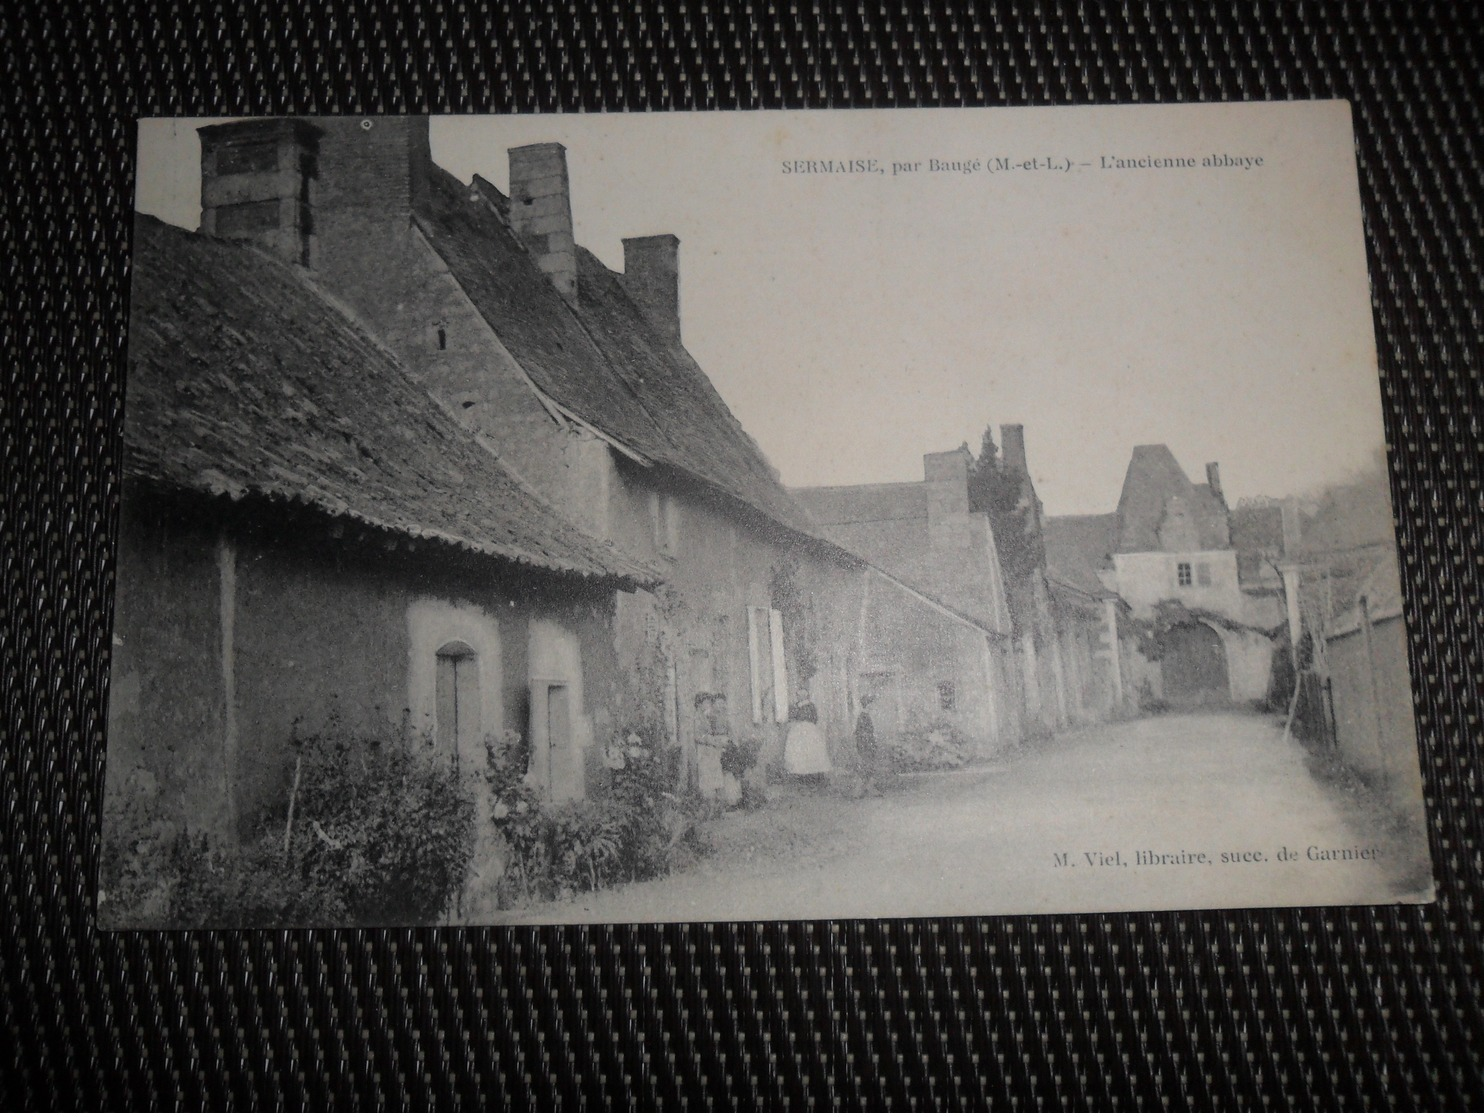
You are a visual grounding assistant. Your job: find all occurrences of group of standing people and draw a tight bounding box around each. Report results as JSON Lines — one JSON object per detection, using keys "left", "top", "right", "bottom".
{"left": 689, "top": 686, "right": 885, "bottom": 803}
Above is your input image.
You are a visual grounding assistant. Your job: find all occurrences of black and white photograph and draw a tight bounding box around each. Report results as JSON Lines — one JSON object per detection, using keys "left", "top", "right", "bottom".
{"left": 100, "top": 102, "right": 1433, "bottom": 928}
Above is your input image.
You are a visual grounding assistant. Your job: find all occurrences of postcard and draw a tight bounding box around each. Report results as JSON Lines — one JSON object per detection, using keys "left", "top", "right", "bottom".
{"left": 101, "top": 102, "right": 1432, "bottom": 927}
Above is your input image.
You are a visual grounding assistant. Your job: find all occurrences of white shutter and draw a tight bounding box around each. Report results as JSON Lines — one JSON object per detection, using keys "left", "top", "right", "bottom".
{"left": 746, "top": 607, "right": 764, "bottom": 723}
{"left": 769, "top": 608, "right": 789, "bottom": 722}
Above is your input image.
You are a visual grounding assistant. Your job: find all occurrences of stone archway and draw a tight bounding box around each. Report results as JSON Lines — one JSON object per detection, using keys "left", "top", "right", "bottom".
{"left": 1160, "top": 622, "right": 1231, "bottom": 707}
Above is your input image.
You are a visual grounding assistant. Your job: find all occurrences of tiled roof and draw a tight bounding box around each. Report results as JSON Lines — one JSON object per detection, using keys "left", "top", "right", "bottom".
{"left": 414, "top": 168, "right": 821, "bottom": 539}
{"left": 1328, "top": 548, "right": 1406, "bottom": 637}
{"left": 792, "top": 482, "right": 1011, "bottom": 634}
{"left": 124, "top": 214, "right": 658, "bottom": 587}
{"left": 1043, "top": 514, "right": 1117, "bottom": 598}
{"left": 789, "top": 483, "right": 928, "bottom": 528}
{"left": 1113, "top": 444, "right": 1228, "bottom": 553}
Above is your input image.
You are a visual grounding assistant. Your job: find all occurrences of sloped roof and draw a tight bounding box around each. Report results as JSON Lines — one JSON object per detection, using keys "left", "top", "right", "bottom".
{"left": 413, "top": 168, "right": 820, "bottom": 539}
{"left": 790, "top": 482, "right": 928, "bottom": 528}
{"left": 1043, "top": 514, "right": 1117, "bottom": 598}
{"left": 1328, "top": 548, "right": 1406, "bottom": 637}
{"left": 792, "top": 481, "right": 1010, "bottom": 634}
{"left": 124, "top": 214, "right": 657, "bottom": 587}
{"left": 1113, "top": 444, "right": 1228, "bottom": 553}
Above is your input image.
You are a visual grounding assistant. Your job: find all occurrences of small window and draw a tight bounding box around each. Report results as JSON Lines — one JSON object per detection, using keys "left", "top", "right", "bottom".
{"left": 436, "top": 325, "right": 447, "bottom": 351}
{"left": 938, "top": 681, "right": 956, "bottom": 711}
{"left": 1196, "top": 562, "right": 1212, "bottom": 587}
{"left": 1176, "top": 562, "right": 1193, "bottom": 588}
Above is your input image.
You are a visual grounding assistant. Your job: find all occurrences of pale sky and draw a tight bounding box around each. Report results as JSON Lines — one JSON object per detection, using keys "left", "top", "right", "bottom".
{"left": 134, "top": 103, "right": 1387, "bottom": 514}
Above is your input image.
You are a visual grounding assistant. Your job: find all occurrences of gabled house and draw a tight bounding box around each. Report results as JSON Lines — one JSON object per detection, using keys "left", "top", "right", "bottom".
{"left": 793, "top": 448, "right": 1020, "bottom": 751}
{"left": 106, "top": 215, "right": 657, "bottom": 920}
{"left": 1043, "top": 444, "right": 1285, "bottom": 708}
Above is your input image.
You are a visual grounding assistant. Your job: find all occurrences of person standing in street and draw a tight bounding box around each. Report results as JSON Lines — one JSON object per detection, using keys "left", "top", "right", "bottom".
{"left": 855, "top": 694, "right": 880, "bottom": 797}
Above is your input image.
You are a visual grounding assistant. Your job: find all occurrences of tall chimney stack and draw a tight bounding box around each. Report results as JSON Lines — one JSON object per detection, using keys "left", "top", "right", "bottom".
{"left": 1205, "top": 462, "right": 1225, "bottom": 503}
{"left": 1280, "top": 500, "right": 1302, "bottom": 558}
{"left": 621, "top": 235, "right": 681, "bottom": 343}
{"left": 924, "top": 447, "right": 972, "bottom": 542}
{"left": 199, "top": 119, "right": 321, "bottom": 267}
{"left": 1000, "top": 424, "right": 1027, "bottom": 474}
{"left": 508, "top": 143, "right": 577, "bottom": 302}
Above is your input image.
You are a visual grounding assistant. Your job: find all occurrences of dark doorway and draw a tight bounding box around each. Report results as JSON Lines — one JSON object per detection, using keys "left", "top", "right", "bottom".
{"left": 1160, "top": 623, "right": 1230, "bottom": 707}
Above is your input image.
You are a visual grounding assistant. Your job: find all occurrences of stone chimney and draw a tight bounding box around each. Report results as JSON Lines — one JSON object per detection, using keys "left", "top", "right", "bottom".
{"left": 622, "top": 234, "right": 681, "bottom": 343}
{"left": 1205, "top": 462, "right": 1225, "bottom": 503}
{"left": 1280, "top": 500, "right": 1303, "bottom": 558}
{"left": 924, "top": 448, "right": 972, "bottom": 550}
{"left": 508, "top": 143, "right": 577, "bottom": 301}
{"left": 1000, "top": 424, "right": 1027, "bottom": 474}
{"left": 199, "top": 119, "right": 322, "bottom": 266}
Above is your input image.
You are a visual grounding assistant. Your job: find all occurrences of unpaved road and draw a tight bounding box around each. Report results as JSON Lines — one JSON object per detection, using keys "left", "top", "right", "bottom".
{"left": 507, "top": 712, "right": 1432, "bottom": 924}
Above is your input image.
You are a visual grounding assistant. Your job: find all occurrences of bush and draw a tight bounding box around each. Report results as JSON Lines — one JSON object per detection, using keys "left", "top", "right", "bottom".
{"left": 889, "top": 715, "right": 969, "bottom": 771}
{"left": 100, "top": 727, "right": 476, "bottom": 928}
{"left": 486, "top": 731, "right": 708, "bottom": 906}
{"left": 720, "top": 736, "right": 761, "bottom": 777}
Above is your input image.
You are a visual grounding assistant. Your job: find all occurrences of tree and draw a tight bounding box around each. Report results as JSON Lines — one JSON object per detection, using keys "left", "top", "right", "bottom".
{"left": 967, "top": 425, "right": 1045, "bottom": 635}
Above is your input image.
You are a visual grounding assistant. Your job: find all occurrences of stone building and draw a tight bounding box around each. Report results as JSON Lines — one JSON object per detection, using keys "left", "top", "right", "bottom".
{"left": 188, "top": 115, "right": 987, "bottom": 787}
{"left": 793, "top": 447, "right": 1021, "bottom": 752}
{"left": 993, "top": 425, "right": 1128, "bottom": 731}
{"left": 105, "top": 216, "right": 657, "bottom": 919}
{"left": 1043, "top": 444, "right": 1286, "bottom": 708}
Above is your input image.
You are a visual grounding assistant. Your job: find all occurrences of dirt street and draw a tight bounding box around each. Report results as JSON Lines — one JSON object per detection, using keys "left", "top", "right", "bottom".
{"left": 508, "top": 711, "right": 1432, "bottom": 925}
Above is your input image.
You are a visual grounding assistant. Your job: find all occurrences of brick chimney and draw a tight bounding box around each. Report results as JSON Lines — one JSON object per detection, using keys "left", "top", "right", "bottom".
{"left": 199, "top": 119, "right": 322, "bottom": 266}
{"left": 508, "top": 143, "right": 577, "bottom": 301}
{"left": 622, "top": 234, "right": 681, "bottom": 343}
{"left": 1205, "top": 461, "right": 1225, "bottom": 503}
{"left": 199, "top": 116, "right": 433, "bottom": 285}
{"left": 1000, "top": 424, "right": 1028, "bottom": 474}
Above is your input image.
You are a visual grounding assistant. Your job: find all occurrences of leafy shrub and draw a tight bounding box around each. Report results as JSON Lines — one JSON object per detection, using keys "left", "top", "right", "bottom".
{"left": 720, "top": 736, "right": 761, "bottom": 777}
{"left": 100, "top": 727, "right": 476, "bottom": 928}
{"left": 486, "top": 731, "right": 708, "bottom": 906}
{"left": 889, "top": 715, "right": 969, "bottom": 771}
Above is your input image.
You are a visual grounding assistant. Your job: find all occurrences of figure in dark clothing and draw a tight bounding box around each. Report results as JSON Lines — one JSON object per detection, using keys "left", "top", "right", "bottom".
{"left": 788, "top": 699, "right": 818, "bottom": 723}
{"left": 855, "top": 694, "right": 880, "bottom": 797}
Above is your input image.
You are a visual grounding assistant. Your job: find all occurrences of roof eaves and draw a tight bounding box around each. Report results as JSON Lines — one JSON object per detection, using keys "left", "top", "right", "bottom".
{"left": 136, "top": 472, "right": 662, "bottom": 589}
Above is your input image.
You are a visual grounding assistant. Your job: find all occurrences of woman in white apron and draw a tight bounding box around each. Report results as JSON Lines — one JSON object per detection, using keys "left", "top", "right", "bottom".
{"left": 784, "top": 695, "right": 831, "bottom": 777}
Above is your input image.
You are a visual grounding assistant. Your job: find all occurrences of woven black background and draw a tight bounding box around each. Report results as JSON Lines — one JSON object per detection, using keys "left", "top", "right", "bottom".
{"left": 3, "top": 1, "right": 1481, "bottom": 1108}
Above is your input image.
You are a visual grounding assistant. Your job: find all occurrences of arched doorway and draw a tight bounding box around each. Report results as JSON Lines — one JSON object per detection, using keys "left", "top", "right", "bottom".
{"left": 1160, "top": 622, "right": 1230, "bottom": 707}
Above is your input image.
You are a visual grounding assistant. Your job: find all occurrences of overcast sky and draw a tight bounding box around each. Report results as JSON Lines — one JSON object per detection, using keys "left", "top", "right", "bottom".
{"left": 135, "top": 103, "right": 1387, "bottom": 515}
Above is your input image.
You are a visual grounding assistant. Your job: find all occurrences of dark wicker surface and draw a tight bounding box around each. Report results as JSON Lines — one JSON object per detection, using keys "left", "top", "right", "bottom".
{"left": 3, "top": 2, "right": 1480, "bottom": 1108}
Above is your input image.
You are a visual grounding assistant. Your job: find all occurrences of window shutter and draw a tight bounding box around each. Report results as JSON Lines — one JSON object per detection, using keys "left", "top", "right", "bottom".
{"left": 769, "top": 608, "right": 789, "bottom": 722}
{"left": 747, "top": 607, "right": 764, "bottom": 723}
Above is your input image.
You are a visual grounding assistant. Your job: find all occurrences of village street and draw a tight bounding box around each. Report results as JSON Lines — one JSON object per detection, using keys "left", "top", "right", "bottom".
{"left": 510, "top": 711, "right": 1429, "bottom": 925}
